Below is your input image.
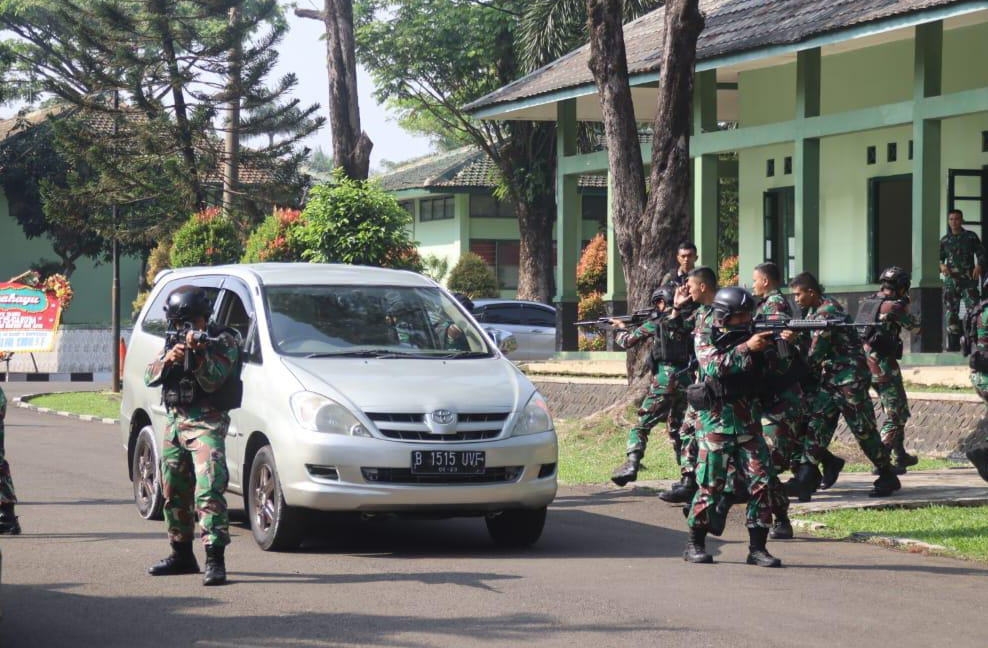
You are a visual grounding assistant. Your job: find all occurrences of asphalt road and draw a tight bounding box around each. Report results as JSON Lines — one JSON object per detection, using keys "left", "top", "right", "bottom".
{"left": 2, "top": 383, "right": 987, "bottom": 647}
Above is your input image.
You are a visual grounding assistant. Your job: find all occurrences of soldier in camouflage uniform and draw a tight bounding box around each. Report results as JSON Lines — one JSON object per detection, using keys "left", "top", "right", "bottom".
{"left": 751, "top": 262, "right": 805, "bottom": 540}
{"left": 659, "top": 267, "right": 719, "bottom": 504}
{"left": 0, "top": 383, "right": 20, "bottom": 535}
{"left": 789, "top": 272, "right": 901, "bottom": 500}
{"left": 610, "top": 286, "right": 692, "bottom": 486}
{"left": 145, "top": 286, "right": 240, "bottom": 586}
{"left": 659, "top": 242, "right": 697, "bottom": 288}
{"left": 683, "top": 287, "right": 780, "bottom": 567}
{"left": 860, "top": 267, "right": 922, "bottom": 474}
{"left": 965, "top": 274, "right": 988, "bottom": 482}
{"left": 940, "top": 209, "right": 985, "bottom": 351}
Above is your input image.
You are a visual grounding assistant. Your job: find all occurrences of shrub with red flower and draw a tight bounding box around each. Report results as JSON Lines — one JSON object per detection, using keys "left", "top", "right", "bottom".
{"left": 169, "top": 209, "right": 243, "bottom": 268}
{"left": 242, "top": 207, "right": 306, "bottom": 263}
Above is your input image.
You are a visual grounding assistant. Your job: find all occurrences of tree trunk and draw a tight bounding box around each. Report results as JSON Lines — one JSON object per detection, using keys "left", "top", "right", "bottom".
{"left": 296, "top": 1, "right": 372, "bottom": 180}
{"left": 515, "top": 199, "right": 555, "bottom": 303}
{"left": 586, "top": 0, "right": 705, "bottom": 400}
{"left": 222, "top": 5, "right": 242, "bottom": 220}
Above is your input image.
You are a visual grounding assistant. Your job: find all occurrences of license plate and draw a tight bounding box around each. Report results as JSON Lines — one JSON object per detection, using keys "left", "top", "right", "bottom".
{"left": 411, "top": 450, "right": 486, "bottom": 475}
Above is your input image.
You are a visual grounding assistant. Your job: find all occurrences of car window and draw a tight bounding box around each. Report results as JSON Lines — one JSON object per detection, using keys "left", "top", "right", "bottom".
{"left": 481, "top": 304, "right": 524, "bottom": 326}
{"left": 525, "top": 306, "right": 556, "bottom": 328}
{"left": 141, "top": 278, "right": 222, "bottom": 337}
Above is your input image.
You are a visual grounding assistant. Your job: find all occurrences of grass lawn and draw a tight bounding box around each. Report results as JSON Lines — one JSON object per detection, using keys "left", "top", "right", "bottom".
{"left": 28, "top": 391, "right": 122, "bottom": 420}
{"left": 843, "top": 457, "right": 959, "bottom": 473}
{"left": 794, "top": 505, "right": 988, "bottom": 563}
{"left": 901, "top": 381, "right": 975, "bottom": 394}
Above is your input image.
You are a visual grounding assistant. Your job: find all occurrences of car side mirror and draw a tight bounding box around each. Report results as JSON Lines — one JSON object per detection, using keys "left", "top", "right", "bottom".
{"left": 485, "top": 327, "right": 517, "bottom": 354}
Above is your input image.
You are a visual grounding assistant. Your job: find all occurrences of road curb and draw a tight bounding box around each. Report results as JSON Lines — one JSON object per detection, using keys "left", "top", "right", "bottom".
{"left": 12, "top": 393, "right": 119, "bottom": 426}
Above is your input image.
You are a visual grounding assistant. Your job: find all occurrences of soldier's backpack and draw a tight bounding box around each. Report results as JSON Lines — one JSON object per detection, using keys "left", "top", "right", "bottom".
{"left": 854, "top": 295, "right": 900, "bottom": 358}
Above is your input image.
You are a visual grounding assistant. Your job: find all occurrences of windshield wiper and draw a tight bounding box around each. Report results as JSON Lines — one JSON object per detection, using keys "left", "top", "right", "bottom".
{"left": 437, "top": 351, "right": 493, "bottom": 359}
{"left": 303, "top": 350, "right": 397, "bottom": 358}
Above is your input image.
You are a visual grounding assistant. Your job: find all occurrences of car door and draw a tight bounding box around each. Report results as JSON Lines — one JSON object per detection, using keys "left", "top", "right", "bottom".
{"left": 478, "top": 303, "right": 529, "bottom": 359}
{"left": 522, "top": 304, "right": 557, "bottom": 361}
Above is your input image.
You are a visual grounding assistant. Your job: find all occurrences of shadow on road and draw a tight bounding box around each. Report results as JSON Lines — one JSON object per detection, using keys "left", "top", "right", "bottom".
{"left": 232, "top": 570, "right": 521, "bottom": 592}
{"left": 0, "top": 582, "right": 666, "bottom": 647}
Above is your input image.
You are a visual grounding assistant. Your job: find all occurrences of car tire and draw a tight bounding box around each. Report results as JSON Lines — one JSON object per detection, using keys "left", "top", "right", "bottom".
{"left": 247, "top": 446, "right": 305, "bottom": 551}
{"left": 132, "top": 425, "right": 164, "bottom": 521}
{"left": 485, "top": 507, "right": 547, "bottom": 548}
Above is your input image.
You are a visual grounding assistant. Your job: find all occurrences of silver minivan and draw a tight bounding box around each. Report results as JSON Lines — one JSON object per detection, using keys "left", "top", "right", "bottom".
{"left": 120, "top": 264, "right": 558, "bottom": 551}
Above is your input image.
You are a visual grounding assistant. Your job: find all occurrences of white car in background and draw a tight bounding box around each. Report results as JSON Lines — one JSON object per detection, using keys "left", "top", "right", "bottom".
{"left": 471, "top": 299, "right": 556, "bottom": 362}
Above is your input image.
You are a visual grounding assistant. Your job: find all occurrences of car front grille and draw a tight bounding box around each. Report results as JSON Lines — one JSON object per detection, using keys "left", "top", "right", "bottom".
{"left": 361, "top": 466, "right": 523, "bottom": 485}
{"left": 365, "top": 411, "right": 509, "bottom": 443}
{"left": 378, "top": 429, "right": 502, "bottom": 441}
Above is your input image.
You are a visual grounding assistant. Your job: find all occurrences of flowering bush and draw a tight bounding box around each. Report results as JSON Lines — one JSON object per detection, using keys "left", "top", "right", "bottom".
{"left": 576, "top": 234, "right": 607, "bottom": 296}
{"left": 242, "top": 207, "right": 306, "bottom": 263}
{"left": 170, "top": 208, "right": 243, "bottom": 268}
{"left": 43, "top": 273, "right": 73, "bottom": 311}
{"left": 577, "top": 291, "right": 607, "bottom": 351}
{"left": 719, "top": 255, "right": 739, "bottom": 287}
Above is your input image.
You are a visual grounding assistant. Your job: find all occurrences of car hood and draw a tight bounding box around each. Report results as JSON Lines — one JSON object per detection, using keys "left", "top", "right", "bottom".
{"left": 280, "top": 356, "right": 533, "bottom": 413}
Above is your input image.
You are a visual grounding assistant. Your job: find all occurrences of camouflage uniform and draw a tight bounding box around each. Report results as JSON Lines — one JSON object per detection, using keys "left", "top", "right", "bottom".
{"left": 674, "top": 304, "right": 712, "bottom": 476}
{"left": 940, "top": 229, "right": 985, "bottom": 337}
{"left": 865, "top": 296, "right": 921, "bottom": 448}
{"left": 756, "top": 290, "right": 807, "bottom": 520}
{"left": 687, "top": 315, "right": 773, "bottom": 533}
{"left": 659, "top": 269, "right": 689, "bottom": 288}
{"left": 969, "top": 305, "right": 988, "bottom": 409}
{"left": 0, "top": 386, "right": 15, "bottom": 506}
{"left": 145, "top": 332, "right": 240, "bottom": 549}
{"left": 803, "top": 296, "right": 891, "bottom": 469}
{"left": 615, "top": 316, "right": 691, "bottom": 457}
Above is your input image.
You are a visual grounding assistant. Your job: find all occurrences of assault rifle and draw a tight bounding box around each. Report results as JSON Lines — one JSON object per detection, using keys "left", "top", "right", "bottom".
{"left": 712, "top": 317, "right": 862, "bottom": 354}
{"left": 165, "top": 322, "right": 222, "bottom": 372}
{"left": 574, "top": 308, "right": 658, "bottom": 330}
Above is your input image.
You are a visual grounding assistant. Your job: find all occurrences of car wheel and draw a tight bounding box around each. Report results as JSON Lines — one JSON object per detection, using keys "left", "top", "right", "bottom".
{"left": 132, "top": 425, "right": 164, "bottom": 521}
{"left": 485, "top": 507, "right": 547, "bottom": 548}
{"left": 248, "top": 446, "right": 305, "bottom": 551}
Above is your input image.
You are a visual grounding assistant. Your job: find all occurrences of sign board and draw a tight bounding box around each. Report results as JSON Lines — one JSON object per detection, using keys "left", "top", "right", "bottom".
{"left": 0, "top": 282, "right": 63, "bottom": 353}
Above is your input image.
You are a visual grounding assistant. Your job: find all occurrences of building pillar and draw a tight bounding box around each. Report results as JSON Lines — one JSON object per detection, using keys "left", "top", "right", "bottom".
{"left": 555, "top": 99, "right": 580, "bottom": 351}
{"left": 692, "top": 69, "right": 718, "bottom": 269}
{"left": 912, "top": 21, "right": 944, "bottom": 351}
{"left": 604, "top": 172, "right": 627, "bottom": 350}
{"left": 794, "top": 48, "right": 821, "bottom": 278}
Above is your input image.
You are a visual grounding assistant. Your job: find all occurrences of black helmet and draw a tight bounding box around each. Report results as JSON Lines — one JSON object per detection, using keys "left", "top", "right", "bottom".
{"left": 651, "top": 285, "right": 676, "bottom": 307}
{"left": 879, "top": 266, "right": 910, "bottom": 291}
{"left": 451, "top": 291, "right": 474, "bottom": 312}
{"left": 711, "top": 287, "right": 756, "bottom": 321}
{"left": 164, "top": 286, "right": 212, "bottom": 322}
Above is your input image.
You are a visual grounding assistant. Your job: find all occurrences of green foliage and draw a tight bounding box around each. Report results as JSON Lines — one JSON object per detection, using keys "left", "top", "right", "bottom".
{"left": 718, "top": 255, "right": 739, "bottom": 287}
{"left": 421, "top": 253, "right": 450, "bottom": 283}
{"left": 294, "top": 175, "right": 419, "bottom": 269}
{"left": 577, "top": 292, "right": 606, "bottom": 351}
{"left": 307, "top": 146, "right": 334, "bottom": 174}
{"left": 169, "top": 208, "right": 243, "bottom": 268}
{"left": 718, "top": 158, "right": 739, "bottom": 263}
{"left": 576, "top": 234, "right": 607, "bottom": 296}
{"left": 242, "top": 207, "right": 306, "bottom": 263}
{"left": 447, "top": 253, "right": 499, "bottom": 299}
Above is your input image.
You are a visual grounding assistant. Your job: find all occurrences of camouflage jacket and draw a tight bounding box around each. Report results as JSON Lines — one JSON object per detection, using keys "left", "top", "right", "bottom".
{"left": 616, "top": 314, "right": 692, "bottom": 390}
{"left": 0, "top": 384, "right": 5, "bottom": 416}
{"left": 756, "top": 289, "right": 807, "bottom": 404}
{"left": 806, "top": 295, "right": 870, "bottom": 387}
{"left": 694, "top": 312, "right": 761, "bottom": 435}
{"left": 865, "top": 294, "right": 921, "bottom": 382}
{"left": 972, "top": 308, "right": 988, "bottom": 393}
{"left": 939, "top": 229, "right": 985, "bottom": 277}
{"left": 659, "top": 269, "right": 690, "bottom": 287}
{"left": 144, "top": 330, "right": 240, "bottom": 436}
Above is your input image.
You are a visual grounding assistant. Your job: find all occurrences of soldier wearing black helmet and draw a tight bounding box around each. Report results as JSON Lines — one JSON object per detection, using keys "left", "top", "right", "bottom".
{"left": 683, "top": 286, "right": 780, "bottom": 567}
{"left": 144, "top": 285, "right": 242, "bottom": 586}
{"left": 856, "top": 266, "right": 922, "bottom": 474}
{"left": 609, "top": 284, "right": 692, "bottom": 486}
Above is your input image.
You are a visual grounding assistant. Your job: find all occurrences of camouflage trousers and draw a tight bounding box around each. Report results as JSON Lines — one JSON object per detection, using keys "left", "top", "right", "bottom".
{"left": 971, "top": 372, "right": 988, "bottom": 444}
{"left": 874, "top": 377, "right": 910, "bottom": 447}
{"left": 687, "top": 428, "right": 773, "bottom": 532}
{"left": 805, "top": 381, "right": 891, "bottom": 469}
{"left": 161, "top": 421, "right": 230, "bottom": 548}
{"left": 676, "top": 405, "right": 700, "bottom": 476}
{"left": 943, "top": 275, "right": 980, "bottom": 335}
{"left": 625, "top": 382, "right": 687, "bottom": 457}
{"left": 0, "top": 401, "right": 16, "bottom": 506}
{"left": 761, "top": 396, "right": 804, "bottom": 520}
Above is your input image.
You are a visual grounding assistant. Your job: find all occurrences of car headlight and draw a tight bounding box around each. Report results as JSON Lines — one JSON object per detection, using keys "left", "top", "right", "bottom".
{"left": 513, "top": 393, "right": 553, "bottom": 435}
{"left": 290, "top": 392, "right": 371, "bottom": 436}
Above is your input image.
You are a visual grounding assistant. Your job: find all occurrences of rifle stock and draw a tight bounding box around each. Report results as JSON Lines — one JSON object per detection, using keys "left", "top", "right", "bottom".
{"left": 574, "top": 308, "right": 657, "bottom": 330}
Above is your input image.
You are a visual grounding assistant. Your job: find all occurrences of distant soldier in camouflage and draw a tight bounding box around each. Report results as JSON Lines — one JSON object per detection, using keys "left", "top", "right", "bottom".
{"left": 940, "top": 209, "right": 985, "bottom": 351}
{"left": 683, "top": 287, "right": 780, "bottom": 568}
{"left": 857, "top": 266, "right": 922, "bottom": 474}
{"left": 964, "top": 274, "right": 988, "bottom": 483}
{"left": 145, "top": 286, "right": 241, "bottom": 586}
{"left": 0, "top": 383, "right": 20, "bottom": 535}
{"left": 789, "top": 272, "right": 900, "bottom": 500}
{"left": 659, "top": 241, "right": 698, "bottom": 288}
{"left": 751, "top": 262, "right": 805, "bottom": 540}
{"left": 659, "top": 267, "right": 719, "bottom": 504}
{"left": 610, "top": 285, "right": 692, "bottom": 486}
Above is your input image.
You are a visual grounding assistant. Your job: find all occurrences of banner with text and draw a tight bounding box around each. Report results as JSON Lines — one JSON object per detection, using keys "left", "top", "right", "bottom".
{"left": 0, "top": 282, "right": 63, "bottom": 352}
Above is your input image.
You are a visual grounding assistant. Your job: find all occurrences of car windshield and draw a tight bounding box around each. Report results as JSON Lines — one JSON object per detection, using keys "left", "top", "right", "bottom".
{"left": 264, "top": 284, "right": 493, "bottom": 358}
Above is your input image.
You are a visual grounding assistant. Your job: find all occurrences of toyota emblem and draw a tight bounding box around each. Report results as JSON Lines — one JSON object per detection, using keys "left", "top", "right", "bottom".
{"left": 430, "top": 409, "right": 456, "bottom": 425}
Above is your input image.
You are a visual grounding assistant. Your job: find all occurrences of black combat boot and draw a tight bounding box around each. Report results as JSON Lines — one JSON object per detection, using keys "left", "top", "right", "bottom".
{"left": 746, "top": 527, "right": 782, "bottom": 567}
{"left": 659, "top": 473, "right": 697, "bottom": 504}
{"left": 868, "top": 466, "right": 902, "bottom": 497}
{"left": 203, "top": 545, "right": 227, "bottom": 586}
{"left": 966, "top": 447, "right": 988, "bottom": 483}
{"left": 819, "top": 450, "right": 846, "bottom": 490}
{"left": 148, "top": 541, "right": 200, "bottom": 576}
{"left": 795, "top": 463, "right": 822, "bottom": 502}
{"left": 783, "top": 477, "right": 800, "bottom": 497}
{"left": 946, "top": 333, "right": 961, "bottom": 352}
{"left": 0, "top": 503, "right": 21, "bottom": 535}
{"left": 769, "top": 515, "right": 794, "bottom": 540}
{"left": 611, "top": 451, "right": 643, "bottom": 487}
{"left": 683, "top": 528, "right": 713, "bottom": 564}
{"left": 893, "top": 438, "right": 919, "bottom": 471}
